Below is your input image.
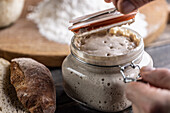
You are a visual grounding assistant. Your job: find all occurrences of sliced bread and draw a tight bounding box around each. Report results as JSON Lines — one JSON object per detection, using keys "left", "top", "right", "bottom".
{"left": 0, "top": 58, "right": 28, "bottom": 113}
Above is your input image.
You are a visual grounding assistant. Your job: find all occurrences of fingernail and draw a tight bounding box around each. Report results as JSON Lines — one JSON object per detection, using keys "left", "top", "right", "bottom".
{"left": 141, "top": 67, "right": 155, "bottom": 72}
{"left": 120, "top": 0, "right": 136, "bottom": 14}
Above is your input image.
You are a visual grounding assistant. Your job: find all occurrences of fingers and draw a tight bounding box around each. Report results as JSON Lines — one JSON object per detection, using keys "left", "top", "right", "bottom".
{"left": 126, "top": 82, "right": 170, "bottom": 113}
{"left": 127, "top": 67, "right": 170, "bottom": 113}
{"left": 140, "top": 67, "right": 170, "bottom": 90}
{"left": 105, "top": 0, "right": 118, "bottom": 8}
{"left": 104, "top": 0, "right": 112, "bottom": 3}
{"left": 132, "top": 104, "right": 145, "bottom": 113}
{"left": 105, "top": 0, "right": 154, "bottom": 14}
{"left": 112, "top": 0, "right": 118, "bottom": 9}
{"left": 116, "top": 0, "right": 154, "bottom": 14}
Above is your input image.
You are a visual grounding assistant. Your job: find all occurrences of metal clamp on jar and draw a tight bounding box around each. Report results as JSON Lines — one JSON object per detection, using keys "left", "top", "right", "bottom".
{"left": 62, "top": 8, "right": 153, "bottom": 112}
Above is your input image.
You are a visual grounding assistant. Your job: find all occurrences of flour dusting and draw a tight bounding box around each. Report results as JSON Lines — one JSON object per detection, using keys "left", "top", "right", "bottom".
{"left": 27, "top": 0, "right": 148, "bottom": 44}
{"left": 123, "top": 12, "right": 148, "bottom": 39}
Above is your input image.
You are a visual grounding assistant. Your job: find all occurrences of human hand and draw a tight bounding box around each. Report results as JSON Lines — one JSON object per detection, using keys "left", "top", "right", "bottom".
{"left": 126, "top": 67, "right": 170, "bottom": 113}
{"left": 104, "top": 0, "right": 154, "bottom": 14}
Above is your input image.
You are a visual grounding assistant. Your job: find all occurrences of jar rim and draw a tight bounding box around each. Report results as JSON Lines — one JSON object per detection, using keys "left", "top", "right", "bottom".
{"left": 71, "top": 27, "right": 144, "bottom": 66}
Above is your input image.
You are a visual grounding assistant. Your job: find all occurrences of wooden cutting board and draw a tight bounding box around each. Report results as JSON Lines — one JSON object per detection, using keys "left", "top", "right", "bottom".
{"left": 0, "top": 0, "right": 69, "bottom": 67}
{"left": 0, "top": 0, "right": 168, "bottom": 67}
{"left": 140, "top": 0, "right": 168, "bottom": 46}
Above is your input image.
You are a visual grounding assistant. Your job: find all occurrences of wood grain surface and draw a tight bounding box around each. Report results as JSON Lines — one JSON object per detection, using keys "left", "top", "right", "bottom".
{"left": 140, "top": 0, "right": 168, "bottom": 46}
{"left": 147, "top": 24, "right": 170, "bottom": 47}
{"left": 0, "top": 0, "right": 168, "bottom": 67}
{"left": 0, "top": 19, "right": 69, "bottom": 67}
{"left": 0, "top": 0, "right": 69, "bottom": 67}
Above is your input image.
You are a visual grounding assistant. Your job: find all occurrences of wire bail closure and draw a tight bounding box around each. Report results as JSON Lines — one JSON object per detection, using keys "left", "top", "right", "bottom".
{"left": 120, "top": 61, "right": 141, "bottom": 83}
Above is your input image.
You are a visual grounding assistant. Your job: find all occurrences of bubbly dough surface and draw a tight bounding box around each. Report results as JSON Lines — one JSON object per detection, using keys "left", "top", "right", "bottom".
{"left": 77, "top": 33, "right": 137, "bottom": 56}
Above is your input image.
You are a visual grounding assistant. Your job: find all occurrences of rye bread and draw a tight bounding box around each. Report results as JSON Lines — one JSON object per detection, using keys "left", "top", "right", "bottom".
{"left": 10, "top": 58, "right": 56, "bottom": 113}
{"left": 0, "top": 58, "right": 28, "bottom": 113}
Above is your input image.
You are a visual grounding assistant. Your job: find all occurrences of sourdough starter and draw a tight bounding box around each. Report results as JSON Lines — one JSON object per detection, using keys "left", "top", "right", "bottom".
{"left": 62, "top": 28, "right": 153, "bottom": 112}
{"left": 77, "top": 33, "right": 136, "bottom": 56}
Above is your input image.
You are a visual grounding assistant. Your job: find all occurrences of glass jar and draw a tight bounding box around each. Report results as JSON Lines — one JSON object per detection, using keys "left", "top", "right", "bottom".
{"left": 62, "top": 27, "right": 153, "bottom": 112}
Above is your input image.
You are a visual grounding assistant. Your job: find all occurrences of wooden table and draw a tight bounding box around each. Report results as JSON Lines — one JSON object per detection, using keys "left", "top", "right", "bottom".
{"left": 51, "top": 0, "right": 170, "bottom": 111}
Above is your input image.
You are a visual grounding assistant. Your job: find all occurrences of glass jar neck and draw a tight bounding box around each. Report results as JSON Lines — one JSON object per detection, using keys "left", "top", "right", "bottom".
{"left": 71, "top": 27, "right": 144, "bottom": 67}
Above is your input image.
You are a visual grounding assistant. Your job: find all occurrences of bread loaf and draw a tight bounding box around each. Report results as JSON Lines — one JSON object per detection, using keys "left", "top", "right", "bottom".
{"left": 10, "top": 58, "right": 56, "bottom": 113}
{"left": 0, "top": 0, "right": 25, "bottom": 27}
{"left": 0, "top": 58, "right": 28, "bottom": 113}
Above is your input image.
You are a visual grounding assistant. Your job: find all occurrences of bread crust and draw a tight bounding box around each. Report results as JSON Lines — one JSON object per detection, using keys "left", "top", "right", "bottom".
{"left": 0, "top": 58, "right": 28, "bottom": 113}
{"left": 10, "top": 58, "right": 56, "bottom": 113}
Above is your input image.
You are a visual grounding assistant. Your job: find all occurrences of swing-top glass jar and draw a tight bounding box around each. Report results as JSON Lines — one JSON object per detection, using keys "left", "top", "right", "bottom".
{"left": 62, "top": 9, "right": 153, "bottom": 112}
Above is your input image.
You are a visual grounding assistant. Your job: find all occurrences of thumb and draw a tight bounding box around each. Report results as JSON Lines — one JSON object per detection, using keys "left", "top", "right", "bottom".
{"left": 117, "top": 0, "right": 154, "bottom": 14}
{"left": 126, "top": 82, "right": 170, "bottom": 113}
